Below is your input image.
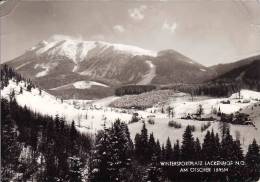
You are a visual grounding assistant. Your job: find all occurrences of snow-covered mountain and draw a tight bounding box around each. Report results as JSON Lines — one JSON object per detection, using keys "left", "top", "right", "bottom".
{"left": 31, "top": 35, "right": 157, "bottom": 64}
{"left": 6, "top": 35, "right": 214, "bottom": 99}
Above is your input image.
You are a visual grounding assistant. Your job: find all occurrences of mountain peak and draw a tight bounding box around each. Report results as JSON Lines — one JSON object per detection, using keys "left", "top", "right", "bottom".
{"left": 30, "top": 35, "right": 157, "bottom": 60}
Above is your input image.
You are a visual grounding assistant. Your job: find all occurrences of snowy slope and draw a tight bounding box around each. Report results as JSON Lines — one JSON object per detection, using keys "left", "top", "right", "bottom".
{"left": 1, "top": 80, "right": 131, "bottom": 132}
{"left": 137, "top": 60, "right": 156, "bottom": 85}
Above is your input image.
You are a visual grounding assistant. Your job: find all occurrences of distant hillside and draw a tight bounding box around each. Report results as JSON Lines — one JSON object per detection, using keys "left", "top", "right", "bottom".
{"left": 164, "top": 59, "right": 260, "bottom": 98}
{"left": 152, "top": 50, "right": 215, "bottom": 84}
{"left": 211, "top": 54, "right": 260, "bottom": 76}
{"left": 214, "top": 60, "right": 260, "bottom": 90}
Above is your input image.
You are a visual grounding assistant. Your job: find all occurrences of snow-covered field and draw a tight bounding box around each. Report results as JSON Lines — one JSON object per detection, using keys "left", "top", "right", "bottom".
{"left": 1, "top": 80, "right": 260, "bottom": 152}
{"left": 50, "top": 80, "right": 109, "bottom": 90}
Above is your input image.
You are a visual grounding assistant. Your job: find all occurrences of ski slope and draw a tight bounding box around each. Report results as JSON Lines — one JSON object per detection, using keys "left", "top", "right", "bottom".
{"left": 137, "top": 60, "right": 156, "bottom": 85}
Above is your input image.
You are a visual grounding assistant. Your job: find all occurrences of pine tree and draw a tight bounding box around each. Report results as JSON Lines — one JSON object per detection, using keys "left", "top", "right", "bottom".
{"left": 121, "top": 122, "right": 134, "bottom": 157}
{"left": 161, "top": 144, "right": 166, "bottom": 161}
{"left": 213, "top": 133, "right": 221, "bottom": 160}
{"left": 135, "top": 123, "right": 149, "bottom": 163}
{"left": 165, "top": 137, "right": 173, "bottom": 161}
{"left": 90, "top": 129, "right": 112, "bottom": 182}
{"left": 134, "top": 133, "right": 142, "bottom": 160}
{"left": 245, "top": 139, "right": 260, "bottom": 181}
{"left": 70, "top": 121, "right": 78, "bottom": 156}
{"left": 194, "top": 138, "right": 201, "bottom": 160}
{"left": 155, "top": 140, "right": 162, "bottom": 161}
{"left": 202, "top": 131, "right": 213, "bottom": 160}
{"left": 220, "top": 128, "right": 234, "bottom": 161}
{"left": 181, "top": 126, "right": 195, "bottom": 160}
{"left": 218, "top": 121, "right": 230, "bottom": 140}
{"left": 230, "top": 140, "right": 245, "bottom": 181}
{"left": 173, "top": 140, "right": 181, "bottom": 161}
{"left": 108, "top": 120, "right": 132, "bottom": 181}
{"left": 148, "top": 133, "right": 157, "bottom": 160}
{"left": 90, "top": 120, "right": 133, "bottom": 182}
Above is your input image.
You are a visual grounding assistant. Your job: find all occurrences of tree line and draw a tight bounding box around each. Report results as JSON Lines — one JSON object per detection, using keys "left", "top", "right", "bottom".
{"left": 163, "top": 82, "right": 241, "bottom": 97}
{"left": 115, "top": 85, "right": 156, "bottom": 96}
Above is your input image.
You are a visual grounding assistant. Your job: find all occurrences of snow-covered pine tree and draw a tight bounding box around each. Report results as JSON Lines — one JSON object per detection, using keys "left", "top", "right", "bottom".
{"left": 106, "top": 119, "right": 133, "bottom": 181}
{"left": 68, "top": 156, "right": 83, "bottom": 182}
{"left": 89, "top": 128, "right": 112, "bottom": 182}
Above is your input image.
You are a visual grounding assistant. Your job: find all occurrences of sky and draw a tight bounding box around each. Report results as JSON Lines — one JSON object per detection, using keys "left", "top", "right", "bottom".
{"left": 1, "top": 0, "right": 260, "bottom": 66}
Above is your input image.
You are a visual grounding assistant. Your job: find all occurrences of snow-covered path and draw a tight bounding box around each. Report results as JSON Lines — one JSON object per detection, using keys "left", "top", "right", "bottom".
{"left": 137, "top": 60, "right": 156, "bottom": 85}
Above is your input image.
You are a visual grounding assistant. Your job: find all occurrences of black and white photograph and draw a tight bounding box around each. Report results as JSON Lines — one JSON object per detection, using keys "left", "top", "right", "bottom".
{"left": 1, "top": 0, "right": 260, "bottom": 181}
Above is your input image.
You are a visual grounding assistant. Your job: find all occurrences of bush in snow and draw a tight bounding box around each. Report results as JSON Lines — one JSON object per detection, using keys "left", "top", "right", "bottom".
{"left": 168, "top": 120, "right": 182, "bottom": 128}
{"left": 129, "top": 113, "right": 140, "bottom": 123}
{"left": 147, "top": 118, "right": 155, "bottom": 125}
{"left": 196, "top": 104, "right": 204, "bottom": 117}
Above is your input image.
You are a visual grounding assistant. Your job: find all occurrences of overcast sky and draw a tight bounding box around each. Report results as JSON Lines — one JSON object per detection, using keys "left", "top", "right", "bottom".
{"left": 1, "top": 0, "right": 260, "bottom": 66}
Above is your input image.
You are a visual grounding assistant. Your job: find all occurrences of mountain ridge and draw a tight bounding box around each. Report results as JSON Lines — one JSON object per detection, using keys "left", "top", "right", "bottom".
{"left": 2, "top": 35, "right": 234, "bottom": 99}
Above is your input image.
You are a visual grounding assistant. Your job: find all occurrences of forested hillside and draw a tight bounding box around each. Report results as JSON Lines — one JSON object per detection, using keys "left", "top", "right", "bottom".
{"left": 1, "top": 98, "right": 93, "bottom": 181}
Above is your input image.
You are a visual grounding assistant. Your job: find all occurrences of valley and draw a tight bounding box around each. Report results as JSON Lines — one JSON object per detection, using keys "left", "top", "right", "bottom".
{"left": 2, "top": 78, "right": 259, "bottom": 153}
